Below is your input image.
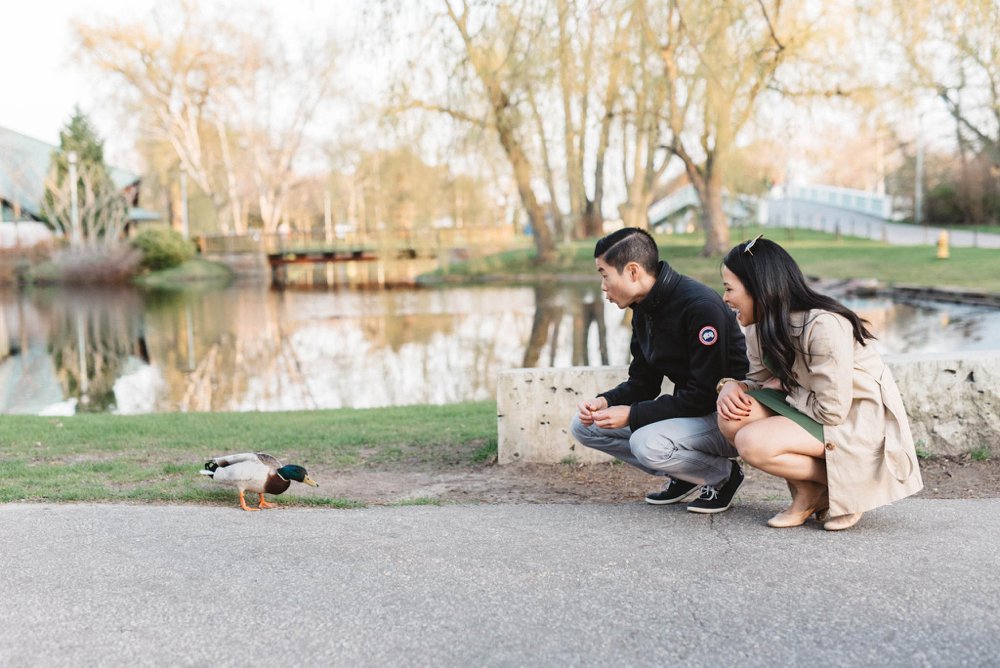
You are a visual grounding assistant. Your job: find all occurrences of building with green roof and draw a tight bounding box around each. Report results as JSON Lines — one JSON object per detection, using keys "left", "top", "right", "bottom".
{"left": 0, "top": 126, "right": 160, "bottom": 227}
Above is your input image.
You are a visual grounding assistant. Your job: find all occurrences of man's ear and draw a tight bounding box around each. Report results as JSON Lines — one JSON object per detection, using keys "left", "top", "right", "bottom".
{"left": 626, "top": 261, "right": 640, "bottom": 281}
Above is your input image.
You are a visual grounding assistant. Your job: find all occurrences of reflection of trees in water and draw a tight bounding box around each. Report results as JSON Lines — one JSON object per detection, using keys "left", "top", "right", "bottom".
{"left": 573, "top": 290, "right": 608, "bottom": 366}
{"left": 147, "top": 289, "right": 319, "bottom": 412}
{"left": 523, "top": 284, "right": 609, "bottom": 368}
{"left": 34, "top": 288, "right": 147, "bottom": 412}
{"left": 523, "top": 284, "right": 563, "bottom": 368}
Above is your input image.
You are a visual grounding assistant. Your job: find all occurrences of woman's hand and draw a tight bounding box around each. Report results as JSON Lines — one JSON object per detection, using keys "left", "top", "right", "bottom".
{"left": 717, "top": 380, "right": 753, "bottom": 421}
{"left": 577, "top": 396, "right": 609, "bottom": 426}
{"left": 590, "top": 405, "right": 630, "bottom": 430}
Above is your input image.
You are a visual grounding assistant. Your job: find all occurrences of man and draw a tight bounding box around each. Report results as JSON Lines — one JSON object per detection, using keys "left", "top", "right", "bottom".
{"left": 570, "top": 227, "right": 749, "bottom": 513}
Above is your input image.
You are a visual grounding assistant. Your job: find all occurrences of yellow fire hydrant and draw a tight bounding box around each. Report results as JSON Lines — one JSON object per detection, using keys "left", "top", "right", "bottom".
{"left": 936, "top": 230, "right": 950, "bottom": 259}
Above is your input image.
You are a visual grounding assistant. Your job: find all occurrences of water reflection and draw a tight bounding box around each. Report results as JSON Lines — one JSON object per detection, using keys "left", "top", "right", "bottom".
{"left": 1, "top": 284, "right": 998, "bottom": 415}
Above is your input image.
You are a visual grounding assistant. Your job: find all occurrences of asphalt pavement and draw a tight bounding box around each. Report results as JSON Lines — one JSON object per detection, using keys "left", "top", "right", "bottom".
{"left": 1, "top": 499, "right": 998, "bottom": 667}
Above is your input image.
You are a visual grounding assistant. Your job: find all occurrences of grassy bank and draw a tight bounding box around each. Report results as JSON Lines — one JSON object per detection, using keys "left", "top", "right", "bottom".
{"left": 0, "top": 402, "right": 497, "bottom": 506}
{"left": 434, "top": 226, "right": 1000, "bottom": 293}
{"left": 133, "top": 257, "right": 233, "bottom": 289}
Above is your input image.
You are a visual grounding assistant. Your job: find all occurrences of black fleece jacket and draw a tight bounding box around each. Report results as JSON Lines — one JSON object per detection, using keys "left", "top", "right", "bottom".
{"left": 599, "top": 261, "right": 748, "bottom": 431}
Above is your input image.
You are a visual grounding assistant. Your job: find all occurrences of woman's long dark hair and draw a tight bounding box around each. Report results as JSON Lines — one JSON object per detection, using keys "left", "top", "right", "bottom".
{"left": 722, "top": 237, "right": 875, "bottom": 391}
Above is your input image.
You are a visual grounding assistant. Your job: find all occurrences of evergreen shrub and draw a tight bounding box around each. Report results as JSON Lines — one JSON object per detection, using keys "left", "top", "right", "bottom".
{"left": 132, "top": 227, "right": 195, "bottom": 271}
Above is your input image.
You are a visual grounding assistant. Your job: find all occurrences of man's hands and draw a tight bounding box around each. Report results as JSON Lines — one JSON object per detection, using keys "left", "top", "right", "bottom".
{"left": 578, "top": 397, "right": 631, "bottom": 430}
{"left": 716, "top": 380, "right": 752, "bottom": 421}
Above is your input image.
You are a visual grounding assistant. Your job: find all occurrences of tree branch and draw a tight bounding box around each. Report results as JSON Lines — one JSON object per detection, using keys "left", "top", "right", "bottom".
{"left": 386, "top": 100, "right": 487, "bottom": 128}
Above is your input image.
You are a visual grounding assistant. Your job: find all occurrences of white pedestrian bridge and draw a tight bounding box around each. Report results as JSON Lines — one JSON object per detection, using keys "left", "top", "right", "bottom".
{"left": 648, "top": 183, "right": 1000, "bottom": 249}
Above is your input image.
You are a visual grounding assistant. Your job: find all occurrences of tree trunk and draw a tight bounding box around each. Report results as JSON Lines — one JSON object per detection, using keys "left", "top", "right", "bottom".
{"left": 490, "top": 89, "right": 556, "bottom": 261}
{"left": 445, "top": 2, "right": 557, "bottom": 263}
{"left": 527, "top": 86, "right": 566, "bottom": 241}
{"left": 699, "top": 170, "right": 730, "bottom": 256}
{"left": 500, "top": 124, "right": 557, "bottom": 262}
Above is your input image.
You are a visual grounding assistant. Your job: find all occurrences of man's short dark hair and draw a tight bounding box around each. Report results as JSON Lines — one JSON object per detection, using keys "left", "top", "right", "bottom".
{"left": 594, "top": 227, "right": 659, "bottom": 274}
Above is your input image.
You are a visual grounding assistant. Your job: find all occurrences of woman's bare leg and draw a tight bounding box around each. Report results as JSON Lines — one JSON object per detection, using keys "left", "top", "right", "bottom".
{"left": 717, "top": 396, "right": 775, "bottom": 445}
{"left": 734, "top": 416, "right": 828, "bottom": 513}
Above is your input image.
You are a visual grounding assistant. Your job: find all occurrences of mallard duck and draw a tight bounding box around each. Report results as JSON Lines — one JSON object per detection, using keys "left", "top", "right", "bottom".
{"left": 199, "top": 452, "right": 319, "bottom": 511}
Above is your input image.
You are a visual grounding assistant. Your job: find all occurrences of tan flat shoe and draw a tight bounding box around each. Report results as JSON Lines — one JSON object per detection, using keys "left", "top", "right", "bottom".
{"left": 768, "top": 482, "right": 829, "bottom": 528}
{"left": 824, "top": 512, "right": 863, "bottom": 531}
{"left": 767, "top": 507, "right": 816, "bottom": 528}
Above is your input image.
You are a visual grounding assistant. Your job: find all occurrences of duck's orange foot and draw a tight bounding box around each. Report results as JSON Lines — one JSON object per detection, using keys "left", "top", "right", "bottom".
{"left": 239, "top": 491, "right": 260, "bottom": 512}
{"left": 258, "top": 494, "right": 278, "bottom": 509}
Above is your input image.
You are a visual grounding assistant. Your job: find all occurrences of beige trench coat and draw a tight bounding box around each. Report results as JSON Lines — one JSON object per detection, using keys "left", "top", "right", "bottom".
{"left": 742, "top": 310, "right": 923, "bottom": 516}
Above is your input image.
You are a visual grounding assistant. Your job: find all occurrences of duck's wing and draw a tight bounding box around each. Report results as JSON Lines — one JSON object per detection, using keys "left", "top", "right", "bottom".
{"left": 209, "top": 459, "right": 269, "bottom": 492}
{"left": 255, "top": 453, "right": 283, "bottom": 470}
{"left": 208, "top": 453, "right": 264, "bottom": 468}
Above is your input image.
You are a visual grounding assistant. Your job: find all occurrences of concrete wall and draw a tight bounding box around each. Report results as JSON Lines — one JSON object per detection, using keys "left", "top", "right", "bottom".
{"left": 496, "top": 351, "right": 1000, "bottom": 464}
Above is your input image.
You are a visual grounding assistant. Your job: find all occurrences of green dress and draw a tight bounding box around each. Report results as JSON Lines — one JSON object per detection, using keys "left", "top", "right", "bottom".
{"left": 747, "top": 355, "right": 825, "bottom": 444}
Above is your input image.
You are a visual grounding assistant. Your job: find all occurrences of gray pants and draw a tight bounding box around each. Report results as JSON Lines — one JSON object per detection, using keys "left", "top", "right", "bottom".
{"left": 569, "top": 413, "right": 738, "bottom": 487}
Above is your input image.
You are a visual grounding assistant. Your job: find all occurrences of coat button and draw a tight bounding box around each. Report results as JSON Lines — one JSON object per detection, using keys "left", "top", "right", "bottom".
{"left": 825, "top": 442, "right": 835, "bottom": 451}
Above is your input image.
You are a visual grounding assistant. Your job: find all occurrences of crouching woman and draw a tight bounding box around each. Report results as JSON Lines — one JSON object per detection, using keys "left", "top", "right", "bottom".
{"left": 715, "top": 236, "right": 923, "bottom": 531}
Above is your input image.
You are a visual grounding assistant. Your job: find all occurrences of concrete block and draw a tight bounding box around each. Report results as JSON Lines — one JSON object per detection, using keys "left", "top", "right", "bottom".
{"left": 496, "top": 367, "right": 672, "bottom": 464}
{"left": 497, "top": 352, "right": 1000, "bottom": 464}
{"left": 885, "top": 351, "right": 1000, "bottom": 456}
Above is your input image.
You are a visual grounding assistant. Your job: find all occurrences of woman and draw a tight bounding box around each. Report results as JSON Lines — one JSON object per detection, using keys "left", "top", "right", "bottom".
{"left": 715, "top": 236, "right": 922, "bottom": 530}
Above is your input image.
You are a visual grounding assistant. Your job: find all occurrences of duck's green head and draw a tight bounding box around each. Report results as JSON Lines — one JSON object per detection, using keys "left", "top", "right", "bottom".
{"left": 276, "top": 465, "right": 319, "bottom": 487}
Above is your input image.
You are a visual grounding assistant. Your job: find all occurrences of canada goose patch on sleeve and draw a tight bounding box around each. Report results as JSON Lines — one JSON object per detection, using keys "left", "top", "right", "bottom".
{"left": 698, "top": 325, "right": 718, "bottom": 346}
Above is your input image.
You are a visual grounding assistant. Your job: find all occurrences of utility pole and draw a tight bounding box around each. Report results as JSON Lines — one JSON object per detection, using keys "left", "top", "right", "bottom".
{"left": 915, "top": 115, "right": 925, "bottom": 243}
{"left": 68, "top": 151, "right": 81, "bottom": 247}
{"left": 324, "top": 188, "right": 333, "bottom": 244}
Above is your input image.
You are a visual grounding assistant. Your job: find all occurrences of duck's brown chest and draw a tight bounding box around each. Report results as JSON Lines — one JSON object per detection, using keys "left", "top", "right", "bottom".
{"left": 264, "top": 473, "right": 291, "bottom": 495}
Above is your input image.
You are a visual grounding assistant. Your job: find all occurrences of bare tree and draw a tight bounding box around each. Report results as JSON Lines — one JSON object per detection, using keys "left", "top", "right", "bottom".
{"left": 638, "top": 0, "right": 798, "bottom": 255}
{"left": 439, "top": 0, "right": 558, "bottom": 261}
{"left": 891, "top": 0, "right": 1000, "bottom": 166}
{"left": 617, "top": 0, "right": 673, "bottom": 230}
{"left": 75, "top": 3, "right": 245, "bottom": 232}
{"left": 75, "top": 1, "right": 340, "bottom": 236}
{"left": 42, "top": 163, "right": 129, "bottom": 247}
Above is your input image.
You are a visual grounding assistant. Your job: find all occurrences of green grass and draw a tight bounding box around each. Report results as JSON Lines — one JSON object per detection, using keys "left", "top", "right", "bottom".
{"left": 433, "top": 226, "right": 1000, "bottom": 293}
{"left": 970, "top": 447, "right": 992, "bottom": 462}
{"left": 132, "top": 258, "right": 233, "bottom": 290}
{"left": 914, "top": 441, "right": 935, "bottom": 460}
{"left": 389, "top": 497, "right": 445, "bottom": 507}
{"left": 0, "top": 402, "right": 497, "bottom": 506}
{"left": 892, "top": 220, "right": 1000, "bottom": 235}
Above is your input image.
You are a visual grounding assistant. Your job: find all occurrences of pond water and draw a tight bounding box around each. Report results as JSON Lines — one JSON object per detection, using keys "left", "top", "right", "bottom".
{"left": 2, "top": 283, "right": 998, "bottom": 415}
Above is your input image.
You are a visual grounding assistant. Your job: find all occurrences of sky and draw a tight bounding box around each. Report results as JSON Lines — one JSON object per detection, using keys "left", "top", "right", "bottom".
{"left": 0, "top": 1, "right": 959, "bottom": 193}
{"left": 0, "top": 1, "right": 155, "bottom": 148}
{"left": 0, "top": 0, "right": 375, "bottom": 170}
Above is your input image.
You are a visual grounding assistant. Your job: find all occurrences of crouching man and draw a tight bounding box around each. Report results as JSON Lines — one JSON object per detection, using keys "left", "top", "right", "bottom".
{"left": 570, "top": 228, "right": 748, "bottom": 513}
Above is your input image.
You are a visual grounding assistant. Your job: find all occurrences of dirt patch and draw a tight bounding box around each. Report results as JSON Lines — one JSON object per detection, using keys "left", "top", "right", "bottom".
{"left": 306, "top": 454, "right": 1000, "bottom": 506}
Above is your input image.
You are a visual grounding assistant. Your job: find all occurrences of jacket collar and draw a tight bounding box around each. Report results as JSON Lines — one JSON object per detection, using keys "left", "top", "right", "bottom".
{"left": 633, "top": 261, "right": 679, "bottom": 313}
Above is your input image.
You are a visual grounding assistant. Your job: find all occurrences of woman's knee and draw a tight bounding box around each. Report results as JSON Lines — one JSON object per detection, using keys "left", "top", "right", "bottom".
{"left": 734, "top": 429, "right": 769, "bottom": 465}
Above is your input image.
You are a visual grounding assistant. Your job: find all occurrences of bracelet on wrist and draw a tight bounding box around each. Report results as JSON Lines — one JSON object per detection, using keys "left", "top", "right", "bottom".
{"left": 715, "top": 377, "right": 740, "bottom": 394}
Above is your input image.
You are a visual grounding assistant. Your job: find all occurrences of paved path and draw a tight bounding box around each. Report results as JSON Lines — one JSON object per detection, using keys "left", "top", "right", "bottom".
{"left": 2, "top": 500, "right": 998, "bottom": 667}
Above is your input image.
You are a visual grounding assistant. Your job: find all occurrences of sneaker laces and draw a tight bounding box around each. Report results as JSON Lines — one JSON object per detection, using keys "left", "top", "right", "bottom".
{"left": 698, "top": 485, "right": 719, "bottom": 501}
